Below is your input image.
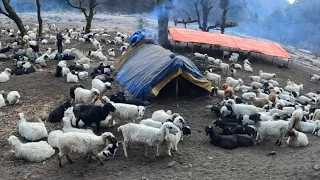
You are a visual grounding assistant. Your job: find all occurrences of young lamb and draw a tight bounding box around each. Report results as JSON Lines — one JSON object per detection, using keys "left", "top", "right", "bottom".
{"left": 232, "top": 63, "right": 242, "bottom": 69}
{"left": 92, "top": 79, "right": 112, "bottom": 95}
{"left": 204, "top": 70, "right": 221, "bottom": 86}
{"left": 118, "top": 122, "right": 179, "bottom": 157}
{"left": 111, "top": 103, "right": 145, "bottom": 123}
{"left": 312, "top": 109, "right": 320, "bottom": 121}
{"left": 7, "top": 135, "right": 55, "bottom": 162}
{"left": 73, "top": 103, "right": 116, "bottom": 133}
{"left": 57, "top": 132, "right": 117, "bottom": 167}
{"left": 108, "top": 48, "right": 116, "bottom": 57}
{"left": 151, "top": 109, "right": 174, "bottom": 122}
{"left": 225, "top": 99, "right": 259, "bottom": 119}
{"left": 222, "top": 51, "right": 230, "bottom": 59}
{"left": 67, "top": 71, "right": 79, "bottom": 83}
{"left": 226, "top": 77, "right": 243, "bottom": 89}
{"left": 0, "top": 68, "right": 11, "bottom": 83}
{"left": 286, "top": 129, "right": 309, "bottom": 147}
{"left": 18, "top": 113, "right": 48, "bottom": 141}
{"left": 6, "top": 91, "right": 21, "bottom": 105}
{"left": 74, "top": 87, "right": 100, "bottom": 104}
{"left": 211, "top": 87, "right": 225, "bottom": 98}
{"left": 48, "top": 101, "right": 72, "bottom": 123}
{"left": 78, "top": 71, "right": 88, "bottom": 80}
{"left": 259, "top": 70, "right": 276, "bottom": 80}
{"left": 62, "top": 117, "right": 94, "bottom": 134}
{"left": 269, "top": 79, "right": 279, "bottom": 87}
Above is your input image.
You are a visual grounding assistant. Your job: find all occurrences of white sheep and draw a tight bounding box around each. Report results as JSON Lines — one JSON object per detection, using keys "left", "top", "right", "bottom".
{"left": 58, "top": 60, "right": 67, "bottom": 68}
{"left": 226, "top": 77, "right": 243, "bottom": 89}
{"left": 62, "top": 67, "right": 70, "bottom": 76}
{"left": 139, "top": 118, "right": 163, "bottom": 128}
{"left": 204, "top": 70, "right": 221, "bottom": 86}
{"left": 118, "top": 122, "right": 179, "bottom": 157}
{"left": 269, "top": 79, "right": 279, "bottom": 87}
{"left": 18, "top": 113, "right": 48, "bottom": 141}
{"left": 222, "top": 51, "right": 230, "bottom": 59}
{"left": 57, "top": 132, "right": 117, "bottom": 166}
{"left": 62, "top": 117, "right": 94, "bottom": 134}
{"left": 6, "top": 91, "right": 20, "bottom": 105}
{"left": 233, "top": 63, "right": 242, "bottom": 69}
{"left": 111, "top": 103, "right": 145, "bottom": 123}
{"left": 225, "top": 99, "right": 258, "bottom": 119}
{"left": 74, "top": 87, "right": 100, "bottom": 104}
{"left": 64, "top": 106, "right": 85, "bottom": 127}
{"left": 108, "top": 48, "right": 116, "bottom": 57}
{"left": 286, "top": 129, "right": 309, "bottom": 147}
{"left": 219, "top": 61, "right": 230, "bottom": 74}
{"left": 254, "top": 120, "right": 290, "bottom": 145}
{"left": 48, "top": 130, "right": 64, "bottom": 148}
{"left": 78, "top": 71, "right": 89, "bottom": 80}
{"left": 67, "top": 72, "right": 79, "bottom": 83}
{"left": 312, "top": 109, "right": 320, "bottom": 121}
{"left": 244, "top": 63, "right": 253, "bottom": 72}
{"left": 151, "top": 110, "right": 173, "bottom": 122}
{"left": 249, "top": 76, "right": 260, "bottom": 82}
{"left": 7, "top": 135, "right": 55, "bottom": 162}
{"left": 259, "top": 70, "right": 276, "bottom": 80}
{"left": 92, "top": 79, "right": 112, "bottom": 95}
{"left": 0, "top": 68, "right": 11, "bottom": 83}
{"left": 239, "top": 85, "right": 252, "bottom": 92}
{"left": 251, "top": 81, "right": 263, "bottom": 89}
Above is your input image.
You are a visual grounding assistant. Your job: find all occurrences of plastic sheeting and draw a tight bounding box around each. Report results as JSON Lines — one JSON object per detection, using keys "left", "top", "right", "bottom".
{"left": 116, "top": 44, "right": 211, "bottom": 100}
{"left": 169, "top": 28, "right": 290, "bottom": 59}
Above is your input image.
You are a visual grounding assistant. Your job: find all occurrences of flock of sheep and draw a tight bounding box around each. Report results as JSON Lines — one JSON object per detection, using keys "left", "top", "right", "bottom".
{"left": 196, "top": 51, "right": 320, "bottom": 149}
{"left": 0, "top": 23, "right": 192, "bottom": 167}
{"left": 0, "top": 21, "right": 320, "bottom": 169}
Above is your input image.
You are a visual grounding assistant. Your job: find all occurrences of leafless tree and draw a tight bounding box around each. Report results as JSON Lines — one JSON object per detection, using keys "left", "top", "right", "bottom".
{"left": 36, "top": 0, "right": 42, "bottom": 37}
{"left": 0, "top": 0, "right": 26, "bottom": 36}
{"left": 174, "top": 0, "right": 238, "bottom": 33}
{"left": 65, "top": 0, "right": 99, "bottom": 33}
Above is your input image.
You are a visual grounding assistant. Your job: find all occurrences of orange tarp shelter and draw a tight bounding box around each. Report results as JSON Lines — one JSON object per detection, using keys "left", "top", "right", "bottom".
{"left": 169, "top": 28, "right": 290, "bottom": 59}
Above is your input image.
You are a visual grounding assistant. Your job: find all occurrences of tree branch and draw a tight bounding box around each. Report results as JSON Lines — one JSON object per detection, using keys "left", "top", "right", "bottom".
{"left": 195, "top": 0, "right": 201, "bottom": 28}
{"left": 0, "top": 6, "right": 10, "bottom": 17}
{"left": 65, "top": 0, "right": 87, "bottom": 16}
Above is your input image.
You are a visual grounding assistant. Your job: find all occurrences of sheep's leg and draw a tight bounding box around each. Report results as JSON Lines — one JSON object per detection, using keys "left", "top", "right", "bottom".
{"left": 97, "top": 156, "right": 104, "bottom": 165}
{"left": 144, "top": 145, "right": 149, "bottom": 156}
{"left": 156, "top": 145, "right": 161, "bottom": 157}
{"left": 75, "top": 117, "right": 80, "bottom": 128}
{"left": 174, "top": 142, "right": 178, "bottom": 151}
{"left": 123, "top": 141, "right": 128, "bottom": 158}
{"left": 58, "top": 155, "right": 63, "bottom": 167}
{"left": 95, "top": 121, "right": 101, "bottom": 134}
{"left": 66, "top": 155, "right": 73, "bottom": 164}
{"left": 166, "top": 143, "right": 172, "bottom": 156}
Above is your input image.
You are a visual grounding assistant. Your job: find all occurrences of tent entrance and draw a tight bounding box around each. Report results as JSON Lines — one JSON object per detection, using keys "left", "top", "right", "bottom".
{"left": 154, "top": 75, "right": 209, "bottom": 100}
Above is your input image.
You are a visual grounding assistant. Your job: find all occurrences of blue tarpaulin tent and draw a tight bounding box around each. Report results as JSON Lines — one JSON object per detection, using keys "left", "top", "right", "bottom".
{"left": 116, "top": 43, "right": 211, "bottom": 100}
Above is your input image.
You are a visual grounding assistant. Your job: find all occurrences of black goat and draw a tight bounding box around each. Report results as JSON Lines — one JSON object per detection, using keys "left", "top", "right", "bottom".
{"left": 48, "top": 101, "right": 72, "bottom": 123}
{"left": 55, "top": 66, "right": 63, "bottom": 77}
{"left": 110, "top": 91, "right": 126, "bottom": 103}
{"left": 233, "top": 134, "right": 254, "bottom": 147}
{"left": 205, "top": 126, "right": 238, "bottom": 149}
{"left": 0, "top": 46, "right": 11, "bottom": 53}
{"left": 73, "top": 103, "right": 116, "bottom": 133}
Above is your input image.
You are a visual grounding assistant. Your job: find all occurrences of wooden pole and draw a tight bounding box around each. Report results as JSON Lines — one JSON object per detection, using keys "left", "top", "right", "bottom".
{"left": 176, "top": 77, "right": 179, "bottom": 107}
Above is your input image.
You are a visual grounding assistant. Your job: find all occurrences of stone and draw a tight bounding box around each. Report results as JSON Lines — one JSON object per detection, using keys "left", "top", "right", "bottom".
{"left": 168, "top": 161, "right": 176, "bottom": 167}
{"left": 314, "top": 164, "right": 320, "bottom": 171}
{"left": 142, "top": 177, "right": 149, "bottom": 180}
{"left": 207, "top": 157, "right": 213, "bottom": 160}
{"left": 187, "top": 172, "right": 192, "bottom": 177}
{"left": 203, "top": 163, "right": 211, "bottom": 167}
{"left": 266, "top": 151, "right": 276, "bottom": 156}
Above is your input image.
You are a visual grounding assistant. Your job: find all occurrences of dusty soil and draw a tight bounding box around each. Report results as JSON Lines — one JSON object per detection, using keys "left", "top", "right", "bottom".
{"left": 1, "top": 14, "right": 320, "bottom": 180}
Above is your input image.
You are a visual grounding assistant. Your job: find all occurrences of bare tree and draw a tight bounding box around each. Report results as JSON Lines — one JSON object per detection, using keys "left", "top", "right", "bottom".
{"left": 65, "top": 0, "right": 99, "bottom": 33}
{"left": 156, "top": 0, "right": 173, "bottom": 48}
{"left": 0, "top": 0, "right": 26, "bottom": 36}
{"left": 174, "top": 0, "right": 238, "bottom": 33}
{"left": 36, "top": 0, "right": 42, "bottom": 37}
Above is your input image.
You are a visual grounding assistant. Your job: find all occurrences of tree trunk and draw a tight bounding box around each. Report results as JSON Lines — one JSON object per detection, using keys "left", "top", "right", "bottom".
{"left": 85, "top": 15, "right": 93, "bottom": 33}
{"left": 2, "top": 0, "right": 26, "bottom": 36}
{"left": 36, "top": 0, "right": 42, "bottom": 37}
{"left": 220, "top": 9, "right": 228, "bottom": 34}
{"left": 157, "top": 6, "right": 169, "bottom": 48}
{"left": 201, "top": 4, "right": 208, "bottom": 32}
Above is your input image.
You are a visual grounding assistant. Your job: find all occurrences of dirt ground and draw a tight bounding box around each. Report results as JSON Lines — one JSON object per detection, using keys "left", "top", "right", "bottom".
{"left": 1, "top": 19, "right": 320, "bottom": 180}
